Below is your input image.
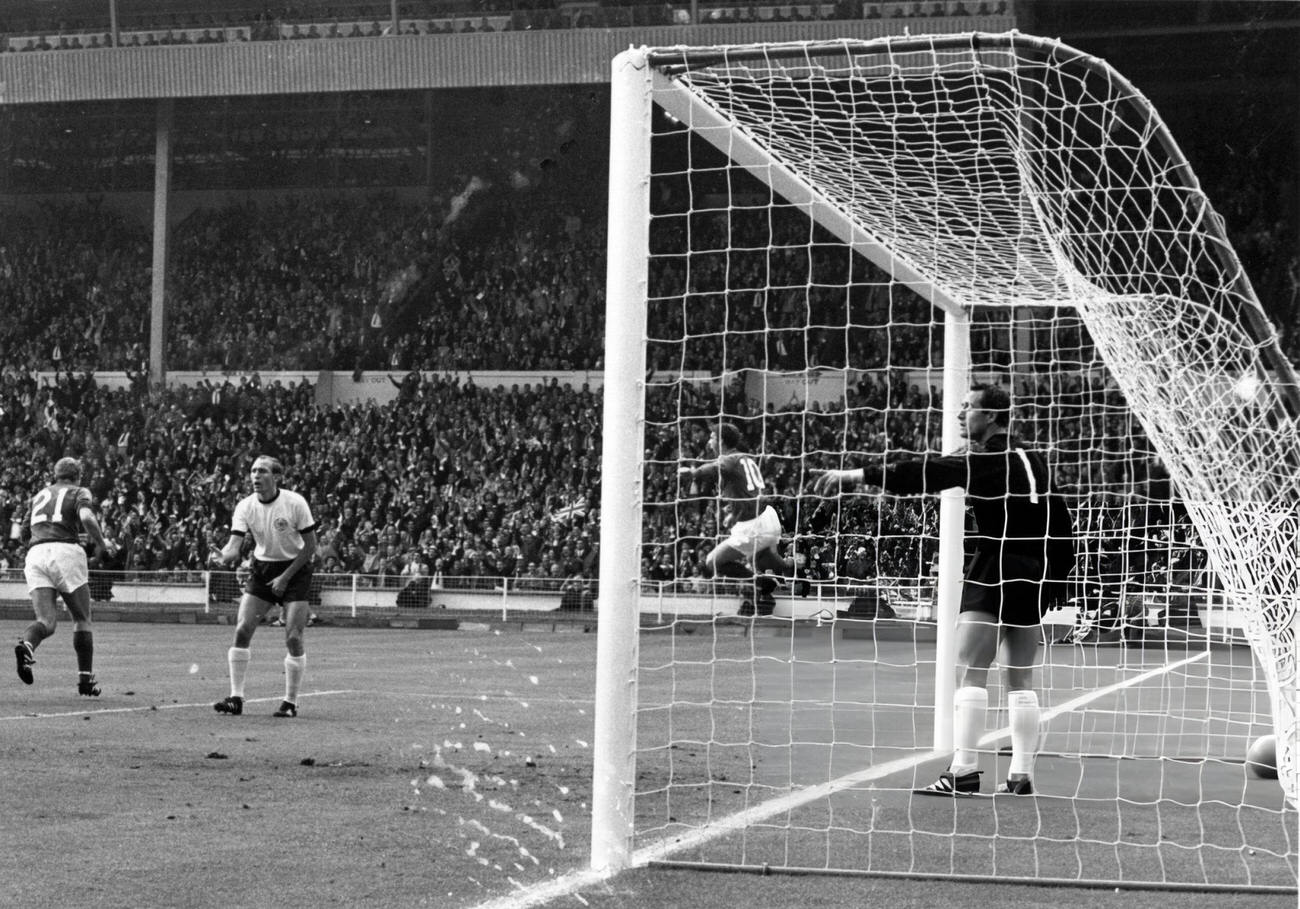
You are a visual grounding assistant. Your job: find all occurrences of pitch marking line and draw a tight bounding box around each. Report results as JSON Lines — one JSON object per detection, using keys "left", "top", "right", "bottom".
{"left": 0, "top": 689, "right": 359, "bottom": 721}
{"left": 1027, "top": 650, "right": 1210, "bottom": 736}
{"left": 468, "top": 650, "right": 1211, "bottom": 909}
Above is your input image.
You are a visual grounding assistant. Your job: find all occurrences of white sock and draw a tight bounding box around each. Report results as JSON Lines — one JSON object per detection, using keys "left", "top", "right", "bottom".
{"left": 1007, "top": 689, "right": 1040, "bottom": 777}
{"left": 228, "top": 646, "right": 251, "bottom": 698}
{"left": 952, "top": 685, "right": 988, "bottom": 774}
{"left": 284, "top": 654, "right": 306, "bottom": 704}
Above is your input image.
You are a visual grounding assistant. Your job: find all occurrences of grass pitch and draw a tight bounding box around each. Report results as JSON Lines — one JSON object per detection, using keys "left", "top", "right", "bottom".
{"left": 0, "top": 618, "right": 1294, "bottom": 909}
{"left": 0, "top": 619, "right": 598, "bottom": 909}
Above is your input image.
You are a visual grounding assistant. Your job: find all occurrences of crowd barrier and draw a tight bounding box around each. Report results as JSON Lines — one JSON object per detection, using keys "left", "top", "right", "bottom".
{"left": 0, "top": 568, "right": 1248, "bottom": 640}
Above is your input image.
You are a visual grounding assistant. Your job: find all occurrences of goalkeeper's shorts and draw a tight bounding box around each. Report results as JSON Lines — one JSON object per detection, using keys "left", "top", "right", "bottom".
{"left": 961, "top": 552, "right": 1046, "bottom": 627}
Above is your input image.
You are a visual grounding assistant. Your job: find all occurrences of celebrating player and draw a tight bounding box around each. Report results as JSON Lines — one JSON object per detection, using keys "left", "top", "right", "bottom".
{"left": 678, "top": 421, "right": 801, "bottom": 615}
{"left": 812, "top": 384, "right": 1073, "bottom": 796}
{"left": 15, "top": 457, "right": 117, "bottom": 696}
{"left": 210, "top": 455, "right": 319, "bottom": 718}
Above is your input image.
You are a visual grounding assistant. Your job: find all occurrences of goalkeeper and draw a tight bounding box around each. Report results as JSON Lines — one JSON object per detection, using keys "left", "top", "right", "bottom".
{"left": 812, "top": 384, "right": 1073, "bottom": 796}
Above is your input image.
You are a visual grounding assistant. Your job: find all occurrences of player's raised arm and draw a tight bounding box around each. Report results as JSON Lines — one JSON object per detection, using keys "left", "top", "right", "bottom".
{"left": 677, "top": 457, "right": 720, "bottom": 482}
{"left": 809, "top": 467, "right": 866, "bottom": 496}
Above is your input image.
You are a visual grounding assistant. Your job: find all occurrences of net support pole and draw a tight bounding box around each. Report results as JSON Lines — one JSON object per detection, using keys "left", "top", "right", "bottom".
{"left": 590, "top": 46, "right": 651, "bottom": 874}
{"left": 933, "top": 308, "right": 970, "bottom": 752}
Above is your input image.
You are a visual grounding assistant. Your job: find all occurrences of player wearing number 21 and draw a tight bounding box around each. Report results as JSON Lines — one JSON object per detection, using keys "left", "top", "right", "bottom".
{"left": 812, "top": 384, "right": 1074, "bottom": 796}
{"left": 210, "top": 455, "right": 318, "bottom": 718}
{"left": 678, "top": 422, "right": 798, "bottom": 615}
{"left": 15, "top": 457, "right": 118, "bottom": 696}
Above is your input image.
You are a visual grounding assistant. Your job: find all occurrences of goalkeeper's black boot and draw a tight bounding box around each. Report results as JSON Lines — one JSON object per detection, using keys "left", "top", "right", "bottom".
{"left": 996, "top": 774, "right": 1034, "bottom": 795}
{"left": 273, "top": 700, "right": 298, "bottom": 718}
{"left": 916, "top": 769, "right": 982, "bottom": 797}
{"left": 77, "top": 672, "right": 101, "bottom": 697}
{"left": 15, "top": 641, "right": 34, "bottom": 685}
{"left": 213, "top": 695, "right": 244, "bottom": 715}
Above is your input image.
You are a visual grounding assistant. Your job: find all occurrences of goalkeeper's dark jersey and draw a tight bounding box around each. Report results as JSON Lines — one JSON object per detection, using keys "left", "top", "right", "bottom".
{"left": 863, "top": 432, "right": 1074, "bottom": 610}
{"left": 27, "top": 482, "right": 93, "bottom": 548}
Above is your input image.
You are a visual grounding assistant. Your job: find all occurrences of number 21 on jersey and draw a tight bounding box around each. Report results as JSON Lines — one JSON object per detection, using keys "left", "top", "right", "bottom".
{"left": 30, "top": 486, "right": 71, "bottom": 525}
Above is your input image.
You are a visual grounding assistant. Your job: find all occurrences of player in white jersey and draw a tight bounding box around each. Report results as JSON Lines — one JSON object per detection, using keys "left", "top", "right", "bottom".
{"left": 210, "top": 455, "right": 318, "bottom": 718}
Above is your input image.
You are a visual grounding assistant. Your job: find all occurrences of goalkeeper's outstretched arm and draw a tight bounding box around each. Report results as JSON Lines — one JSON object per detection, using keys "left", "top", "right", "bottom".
{"left": 810, "top": 467, "right": 866, "bottom": 495}
{"left": 810, "top": 455, "right": 971, "bottom": 498}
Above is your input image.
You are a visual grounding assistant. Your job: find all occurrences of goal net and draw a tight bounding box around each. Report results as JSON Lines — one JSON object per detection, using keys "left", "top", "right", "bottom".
{"left": 593, "top": 32, "right": 1300, "bottom": 892}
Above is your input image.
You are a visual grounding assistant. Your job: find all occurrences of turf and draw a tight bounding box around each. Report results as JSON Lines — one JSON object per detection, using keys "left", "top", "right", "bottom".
{"left": 0, "top": 619, "right": 599, "bottom": 909}
{"left": 0, "top": 618, "right": 1294, "bottom": 909}
{"left": 565, "top": 867, "right": 1295, "bottom": 909}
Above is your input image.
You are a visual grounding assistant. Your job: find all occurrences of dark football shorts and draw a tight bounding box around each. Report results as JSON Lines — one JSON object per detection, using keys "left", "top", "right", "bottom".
{"left": 246, "top": 558, "right": 313, "bottom": 605}
{"left": 960, "top": 552, "right": 1047, "bottom": 627}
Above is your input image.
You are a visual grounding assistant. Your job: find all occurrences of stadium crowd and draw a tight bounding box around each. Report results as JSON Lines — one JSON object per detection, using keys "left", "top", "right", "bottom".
{"left": 0, "top": 191, "right": 1276, "bottom": 615}
{"left": 0, "top": 366, "right": 964, "bottom": 607}
{"left": 2, "top": 105, "right": 1293, "bottom": 375}
{"left": 0, "top": 189, "right": 609, "bottom": 375}
{"left": 0, "top": 344, "right": 1194, "bottom": 624}
{"left": 0, "top": 370, "right": 606, "bottom": 591}
{"left": 0, "top": 50, "right": 1287, "bottom": 616}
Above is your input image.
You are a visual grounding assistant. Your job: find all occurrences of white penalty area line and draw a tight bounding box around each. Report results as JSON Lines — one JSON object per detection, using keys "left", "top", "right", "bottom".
{"left": 981, "top": 649, "right": 1211, "bottom": 748}
{"left": 0, "top": 689, "right": 359, "bottom": 721}
{"left": 468, "top": 649, "right": 1212, "bottom": 909}
{"left": 467, "top": 751, "right": 933, "bottom": 909}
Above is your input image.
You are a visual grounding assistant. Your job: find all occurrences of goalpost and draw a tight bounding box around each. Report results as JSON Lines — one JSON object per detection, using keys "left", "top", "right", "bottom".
{"left": 594, "top": 32, "right": 1300, "bottom": 892}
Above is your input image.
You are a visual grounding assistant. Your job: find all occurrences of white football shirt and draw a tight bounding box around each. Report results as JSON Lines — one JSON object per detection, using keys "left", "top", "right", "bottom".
{"left": 231, "top": 488, "right": 316, "bottom": 562}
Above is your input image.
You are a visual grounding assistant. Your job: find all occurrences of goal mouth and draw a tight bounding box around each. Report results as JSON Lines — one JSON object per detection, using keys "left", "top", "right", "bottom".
{"left": 595, "top": 30, "right": 1300, "bottom": 891}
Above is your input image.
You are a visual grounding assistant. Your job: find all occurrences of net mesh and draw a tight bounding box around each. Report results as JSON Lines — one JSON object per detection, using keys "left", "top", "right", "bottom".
{"left": 625, "top": 33, "right": 1300, "bottom": 889}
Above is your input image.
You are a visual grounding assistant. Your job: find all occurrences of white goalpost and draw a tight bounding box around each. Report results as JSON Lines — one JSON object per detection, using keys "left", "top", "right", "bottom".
{"left": 593, "top": 32, "right": 1300, "bottom": 893}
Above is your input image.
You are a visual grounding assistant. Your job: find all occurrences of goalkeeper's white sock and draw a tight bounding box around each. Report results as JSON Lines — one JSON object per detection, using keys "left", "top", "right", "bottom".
{"left": 1007, "top": 689, "right": 1041, "bottom": 777}
{"left": 228, "top": 647, "right": 251, "bottom": 698}
{"left": 284, "top": 654, "right": 306, "bottom": 705}
{"left": 952, "top": 685, "right": 988, "bottom": 774}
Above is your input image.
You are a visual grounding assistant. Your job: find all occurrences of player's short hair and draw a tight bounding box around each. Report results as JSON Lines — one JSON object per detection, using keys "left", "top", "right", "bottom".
{"left": 717, "top": 422, "right": 743, "bottom": 450}
{"left": 53, "top": 457, "right": 82, "bottom": 481}
{"left": 253, "top": 455, "right": 285, "bottom": 476}
{"left": 972, "top": 383, "right": 1011, "bottom": 426}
